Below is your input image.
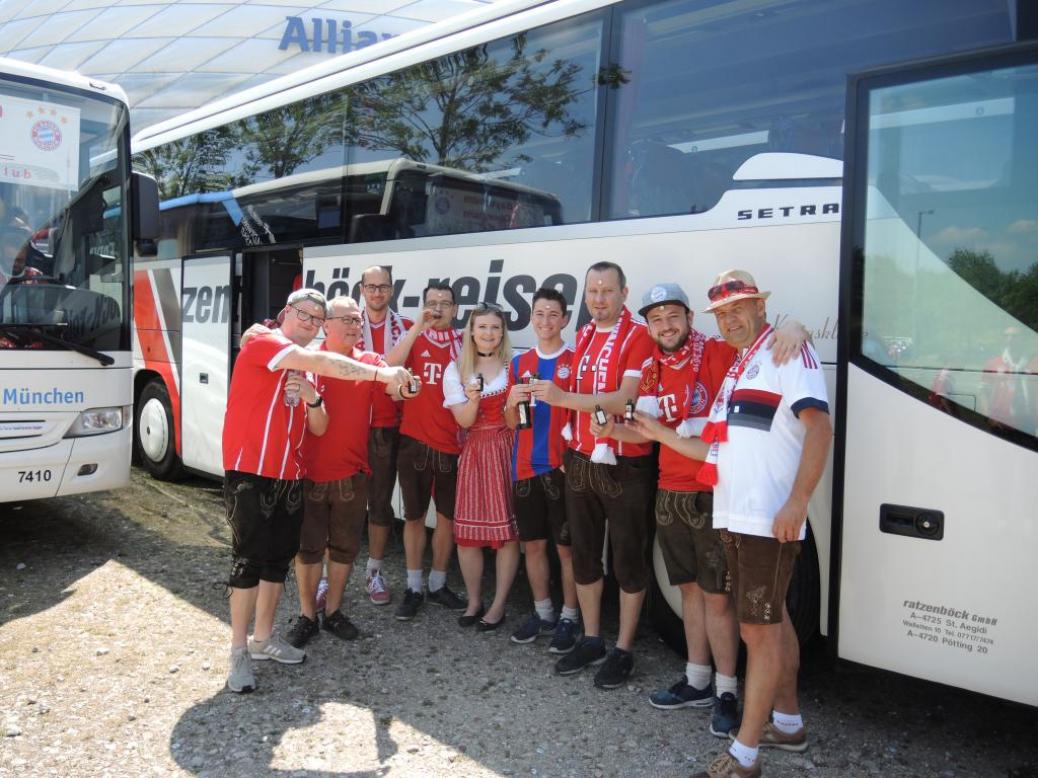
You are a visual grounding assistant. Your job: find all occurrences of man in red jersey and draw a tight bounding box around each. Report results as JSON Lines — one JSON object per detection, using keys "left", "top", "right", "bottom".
{"left": 531, "top": 261, "right": 656, "bottom": 689}
{"left": 503, "top": 287, "right": 581, "bottom": 653}
{"left": 597, "top": 283, "right": 742, "bottom": 736}
{"left": 285, "top": 296, "right": 419, "bottom": 648}
{"left": 222, "top": 288, "right": 410, "bottom": 694}
{"left": 385, "top": 282, "right": 468, "bottom": 619}
{"left": 358, "top": 265, "right": 414, "bottom": 605}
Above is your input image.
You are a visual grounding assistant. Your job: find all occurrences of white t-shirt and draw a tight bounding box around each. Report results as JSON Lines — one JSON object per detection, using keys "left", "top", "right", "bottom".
{"left": 442, "top": 361, "right": 509, "bottom": 407}
{"left": 713, "top": 341, "right": 829, "bottom": 539}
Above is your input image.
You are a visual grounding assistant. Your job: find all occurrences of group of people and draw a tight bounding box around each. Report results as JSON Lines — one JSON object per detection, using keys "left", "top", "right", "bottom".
{"left": 220, "top": 261, "right": 831, "bottom": 778}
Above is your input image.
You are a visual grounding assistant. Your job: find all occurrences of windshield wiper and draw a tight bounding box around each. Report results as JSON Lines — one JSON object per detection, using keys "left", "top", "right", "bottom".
{"left": 0, "top": 323, "right": 114, "bottom": 366}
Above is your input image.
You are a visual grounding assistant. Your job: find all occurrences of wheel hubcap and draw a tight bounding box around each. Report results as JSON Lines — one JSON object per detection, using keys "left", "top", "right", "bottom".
{"left": 138, "top": 398, "right": 169, "bottom": 463}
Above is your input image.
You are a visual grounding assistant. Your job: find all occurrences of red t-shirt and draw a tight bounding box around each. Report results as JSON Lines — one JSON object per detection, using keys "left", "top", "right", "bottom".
{"left": 304, "top": 343, "right": 386, "bottom": 482}
{"left": 222, "top": 330, "right": 309, "bottom": 480}
{"left": 366, "top": 316, "right": 413, "bottom": 428}
{"left": 399, "top": 329, "right": 463, "bottom": 454}
{"left": 641, "top": 337, "right": 735, "bottom": 491}
{"left": 569, "top": 322, "right": 654, "bottom": 457}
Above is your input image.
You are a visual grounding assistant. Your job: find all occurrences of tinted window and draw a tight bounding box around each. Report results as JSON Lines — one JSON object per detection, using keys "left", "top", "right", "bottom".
{"left": 858, "top": 62, "right": 1038, "bottom": 444}
{"left": 608, "top": 0, "right": 1013, "bottom": 220}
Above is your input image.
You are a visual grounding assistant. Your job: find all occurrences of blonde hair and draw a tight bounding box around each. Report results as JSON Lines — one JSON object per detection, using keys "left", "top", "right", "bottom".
{"left": 458, "top": 307, "right": 511, "bottom": 383}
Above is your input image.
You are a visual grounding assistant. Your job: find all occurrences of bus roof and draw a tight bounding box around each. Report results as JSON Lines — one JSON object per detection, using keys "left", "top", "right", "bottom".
{"left": 0, "top": 56, "right": 128, "bottom": 106}
{"left": 131, "top": 0, "right": 604, "bottom": 151}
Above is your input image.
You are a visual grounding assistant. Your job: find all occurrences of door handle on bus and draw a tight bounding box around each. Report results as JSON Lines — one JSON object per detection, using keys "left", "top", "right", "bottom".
{"left": 879, "top": 503, "right": 943, "bottom": 541}
{"left": 199, "top": 373, "right": 209, "bottom": 385}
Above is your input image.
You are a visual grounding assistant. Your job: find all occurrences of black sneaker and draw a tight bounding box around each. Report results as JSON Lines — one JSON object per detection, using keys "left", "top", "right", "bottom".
{"left": 711, "top": 692, "right": 741, "bottom": 738}
{"left": 426, "top": 584, "right": 466, "bottom": 610}
{"left": 510, "top": 613, "right": 556, "bottom": 644}
{"left": 554, "top": 636, "right": 607, "bottom": 675}
{"left": 322, "top": 609, "right": 359, "bottom": 641}
{"left": 593, "top": 647, "right": 634, "bottom": 689}
{"left": 285, "top": 614, "right": 319, "bottom": 648}
{"left": 548, "top": 617, "right": 580, "bottom": 654}
{"left": 649, "top": 677, "right": 714, "bottom": 710}
{"left": 395, "top": 588, "right": 424, "bottom": 621}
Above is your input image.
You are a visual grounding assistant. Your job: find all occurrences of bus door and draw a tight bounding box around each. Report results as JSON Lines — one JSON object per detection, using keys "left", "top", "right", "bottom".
{"left": 835, "top": 43, "right": 1038, "bottom": 706}
{"left": 180, "top": 254, "right": 233, "bottom": 474}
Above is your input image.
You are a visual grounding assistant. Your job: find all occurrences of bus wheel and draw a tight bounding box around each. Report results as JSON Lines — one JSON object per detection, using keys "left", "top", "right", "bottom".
{"left": 135, "top": 379, "right": 183, "bottom": 481}
{"left": 785, "top": 527, "right": 821, "bottom": 646}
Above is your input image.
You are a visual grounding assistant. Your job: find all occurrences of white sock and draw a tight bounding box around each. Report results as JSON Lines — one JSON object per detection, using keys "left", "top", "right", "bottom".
{"left": 715, "top": 672, "right": 738, "bottom": 698}
{"left": 560, "top": 605, "right": 579, "bottom": 623}
{"left": 534, "top": 598, "right": 555, "bottom": 623}
{"left": 685, "top": 661, "right": 712, "bottom": 690}
{"left": 406, "top": 569, "right": 423, "bottom": 593}
{"left": 428, "top": 569, "right": 447, "bottom": 592}
{"left": 366, "top": 557, "right": 382, "bottom": 575}
{"left": 728, "top": 739, "right": 758, "bottom": 769}
{"left": 771, "top": 709, "right": 804, "bottom": 734}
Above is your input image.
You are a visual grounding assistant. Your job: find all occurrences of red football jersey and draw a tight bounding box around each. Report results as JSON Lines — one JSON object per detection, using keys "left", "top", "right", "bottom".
{"left": 643, "top": 337, "right": 735, "bottom": 491}
{"left": 366, "top": 315, "right": 413, "bottom": 428}
{"left": 570, "top": 323, "right": 654, "bottom": 457}
{"left": 399, "top": 329, "right": 463, "bottom": 454}
{"left": 304, "top": 343, "right": 386, "bottom": 482}
{"left": 222, "top": 330, "right": 310, "bottom": 480}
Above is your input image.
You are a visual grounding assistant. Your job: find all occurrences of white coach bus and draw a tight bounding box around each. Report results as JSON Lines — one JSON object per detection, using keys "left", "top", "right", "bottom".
{"left": 0, "top": 58, "right": 158, "bottom": 502}
{"left": 130, "top": 0, "right": 1037, "bottom": 705}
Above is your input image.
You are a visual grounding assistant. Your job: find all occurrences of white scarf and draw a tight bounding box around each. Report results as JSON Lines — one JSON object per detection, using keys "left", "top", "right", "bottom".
{"left": 360, "top": 307, "right": 406, "bottom": 355}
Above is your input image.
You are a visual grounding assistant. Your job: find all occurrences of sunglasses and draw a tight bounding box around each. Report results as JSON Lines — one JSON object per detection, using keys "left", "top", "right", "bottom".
{"left": 707, "top": 280, "right": 759, "bottom": 302}
{"left": 473, "top": 301, "right": 503, "bottom": 312}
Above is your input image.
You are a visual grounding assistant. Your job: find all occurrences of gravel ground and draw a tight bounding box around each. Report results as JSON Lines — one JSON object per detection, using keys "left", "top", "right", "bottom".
{"left": 1, "top": 470, "right": 1037, "bottom": 778}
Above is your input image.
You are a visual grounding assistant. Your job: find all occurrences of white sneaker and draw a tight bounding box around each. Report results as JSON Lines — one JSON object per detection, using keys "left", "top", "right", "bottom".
{"left": 227, "top": 647, "right": 255, "bottom": 693}
{"left": 366, "top": 570, "right": 391, "bottom": 605}
{"left": 248, "top": 631, "right": 305, "bottom": 664}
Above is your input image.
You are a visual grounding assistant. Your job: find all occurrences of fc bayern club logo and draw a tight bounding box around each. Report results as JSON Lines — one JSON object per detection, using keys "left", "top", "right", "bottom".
{"left": 690, "top": 382, "right": 709, "bottom": 415}
{"left": 31, "top": 120, "right": 62, "bottom": 151}
{"left": 746, "top": 363, "right": 760, "bottom": 379}
{"left": 556, "top": 365, "right": 570, "bottom": 380}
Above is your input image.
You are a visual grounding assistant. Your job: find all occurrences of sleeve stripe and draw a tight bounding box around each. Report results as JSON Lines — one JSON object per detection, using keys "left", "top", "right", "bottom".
{"left": 791, "top": 397, "right": 829, "bottom": 417}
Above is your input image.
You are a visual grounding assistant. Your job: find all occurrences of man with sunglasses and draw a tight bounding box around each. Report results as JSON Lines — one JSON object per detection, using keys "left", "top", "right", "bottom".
{"left": 384, "top": 282, "right": 468, "bottom": 620}
{"left": 286, "top": 295, "right": 419, "bottom": 648}
{"left": 357, "top": 266, "right": 413, "bottom": 606}
{"left": 223, "top": 288, "right": 410, "bottom": 694}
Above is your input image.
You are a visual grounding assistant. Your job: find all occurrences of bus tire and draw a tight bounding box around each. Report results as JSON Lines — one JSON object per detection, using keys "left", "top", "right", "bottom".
{"left": 135, "top": 379, "right": 183, "bottom": 481}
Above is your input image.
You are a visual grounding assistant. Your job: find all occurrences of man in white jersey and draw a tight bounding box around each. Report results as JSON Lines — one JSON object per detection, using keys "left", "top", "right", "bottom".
{"left": 688, "top": 270, "right": 831, "bottom": 778}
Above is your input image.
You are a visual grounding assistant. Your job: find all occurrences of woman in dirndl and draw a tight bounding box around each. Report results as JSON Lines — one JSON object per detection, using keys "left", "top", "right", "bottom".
{"left": 443, "top": 302, "right": 518, "bottom": 632}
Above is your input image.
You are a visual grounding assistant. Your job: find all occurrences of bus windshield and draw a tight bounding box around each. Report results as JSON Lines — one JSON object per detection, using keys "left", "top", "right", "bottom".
{"left": 0, "top": 75, "right": 129, "bottom": 354}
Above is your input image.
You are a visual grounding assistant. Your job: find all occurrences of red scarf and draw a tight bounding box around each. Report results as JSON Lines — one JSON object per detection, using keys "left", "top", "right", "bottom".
{"left": 565, "top": 307, "right": 636, "bottom": 464}
{"left": 359, "top": 308, "right": 406, "bottom": 355}
{"left": 699, "top": 324, "right": 772, "bottom": 485}
{"left": 424, "top": 326, "right": 462, "bottom": 360}
{"left": 638, "top": 329, "right": 707, "bottom": 437}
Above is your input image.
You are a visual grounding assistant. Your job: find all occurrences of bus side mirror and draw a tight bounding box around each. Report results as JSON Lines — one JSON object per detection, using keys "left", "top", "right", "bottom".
{"left": 131, "top": 171, "right": 159, "bottom": 243}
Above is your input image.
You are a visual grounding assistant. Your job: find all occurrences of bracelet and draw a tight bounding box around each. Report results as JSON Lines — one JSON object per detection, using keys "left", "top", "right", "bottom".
{"left": 306, "top": 396, "right": 323, "bottom": 408}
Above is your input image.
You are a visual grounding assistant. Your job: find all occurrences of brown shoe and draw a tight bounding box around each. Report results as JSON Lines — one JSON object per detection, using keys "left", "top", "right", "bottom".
{"left": 758, "top": 721, "right": 808, "bottom": 752}
{"left": 691, "top": 752, "right": 762, "bottom": 778}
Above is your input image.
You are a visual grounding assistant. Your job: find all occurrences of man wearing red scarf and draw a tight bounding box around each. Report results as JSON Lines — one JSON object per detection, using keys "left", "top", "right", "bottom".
{"left": 531, "top": 261, "right": 655, "bottom": 689}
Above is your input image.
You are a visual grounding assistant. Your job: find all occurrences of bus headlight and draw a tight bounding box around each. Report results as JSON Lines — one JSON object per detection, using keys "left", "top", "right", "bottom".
{"left": 65, "top": 406, "right": 126, "bottom": 437}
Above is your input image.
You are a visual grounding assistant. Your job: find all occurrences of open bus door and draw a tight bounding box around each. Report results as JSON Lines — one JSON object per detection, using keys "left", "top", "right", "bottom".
{"left": 834, "top": 42, "right": 1038, "bottom": 706}
{"left": 179, "top": 254, "right": 233, "bottom": 474}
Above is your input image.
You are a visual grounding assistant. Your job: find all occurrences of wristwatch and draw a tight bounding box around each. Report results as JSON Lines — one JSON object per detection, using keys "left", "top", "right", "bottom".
{"left": 306, "top": 396, "right": 323, "bottom": 408}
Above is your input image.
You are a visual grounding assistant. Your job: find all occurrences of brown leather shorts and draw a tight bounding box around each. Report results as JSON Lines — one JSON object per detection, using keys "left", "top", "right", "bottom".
{"left": 720, "top": 530, "right": 800, "bottom": 625}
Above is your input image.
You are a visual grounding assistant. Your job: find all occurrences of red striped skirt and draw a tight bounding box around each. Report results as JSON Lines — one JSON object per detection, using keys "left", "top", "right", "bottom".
{"left": 453, "top": 423, "right": 517, "bottom": 548}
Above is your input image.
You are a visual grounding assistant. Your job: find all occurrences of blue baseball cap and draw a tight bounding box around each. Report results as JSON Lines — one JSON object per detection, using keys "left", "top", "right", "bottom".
{"left": 639, "top": 282, "right": 690, "bottom": 318}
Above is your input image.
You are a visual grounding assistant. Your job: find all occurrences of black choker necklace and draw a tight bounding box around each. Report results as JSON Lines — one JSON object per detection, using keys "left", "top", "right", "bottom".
{"left": 477, "top": 351, "right": 495, "bottom": 357}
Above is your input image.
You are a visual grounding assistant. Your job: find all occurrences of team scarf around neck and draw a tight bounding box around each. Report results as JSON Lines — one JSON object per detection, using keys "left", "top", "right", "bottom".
{"left": 561, "top": 306, "right": 635, "bottom": 465}
{"left": 360, "top": 308, "right": 406, "bottom": 355}
{"left": 423, "top": 325, "right": 462, "bottom": 360}
{"left": 637, "top": 328, "right": 708, "bottom": 438}
{"left": 698, "top": 324, "right": 773, "bottom": 485}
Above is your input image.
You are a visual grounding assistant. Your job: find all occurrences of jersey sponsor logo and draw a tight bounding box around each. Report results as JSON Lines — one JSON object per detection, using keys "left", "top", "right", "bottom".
{"left": 691, "top": 381, "right": 709, "bottom": 415}
{"left": 658, "top": 392, "right": 680, "bottom": 422}
{"left": 422, "top": 362, "right": 443, "bottom": 384}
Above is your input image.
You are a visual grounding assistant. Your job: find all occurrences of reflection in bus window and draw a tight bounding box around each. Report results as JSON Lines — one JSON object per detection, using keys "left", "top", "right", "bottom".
{"left": 860, "top": 62, "right": 1038, "bottom": 442}
{"left": 608, "top": 0, "right": 1013, "bottom": 220}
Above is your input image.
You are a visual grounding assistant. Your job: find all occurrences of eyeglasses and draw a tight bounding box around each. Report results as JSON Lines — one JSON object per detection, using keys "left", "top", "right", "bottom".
{"left": 426, "top": 301, "right": 454, "bottom": 310}
{"left": 290, "top": 304, "right": 326, "bottom": 326}
{"left": 706, "top": 280, "right": 758, "bottom": 302}
{"left": 327, "top": 315, "right": 363, "bottom": 325}
{"left": 363, "top": 283, "right": 393, "bottom": 294}
{"left": 473, "top": 301, "right": 503, "bottom": 312}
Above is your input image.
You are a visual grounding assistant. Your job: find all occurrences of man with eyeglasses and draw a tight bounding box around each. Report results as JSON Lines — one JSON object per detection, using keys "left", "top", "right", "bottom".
{"left": 285, "top": 295, "right": 419, "bottom": 648}
{"left": 384, "top": 281, "right": 468, "bottom": 620}
{"left": 357, "top": 266, "right": 414, "bottom": 606}
{"left": 222, "top": 288, "right": 411, "bottom": 694}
